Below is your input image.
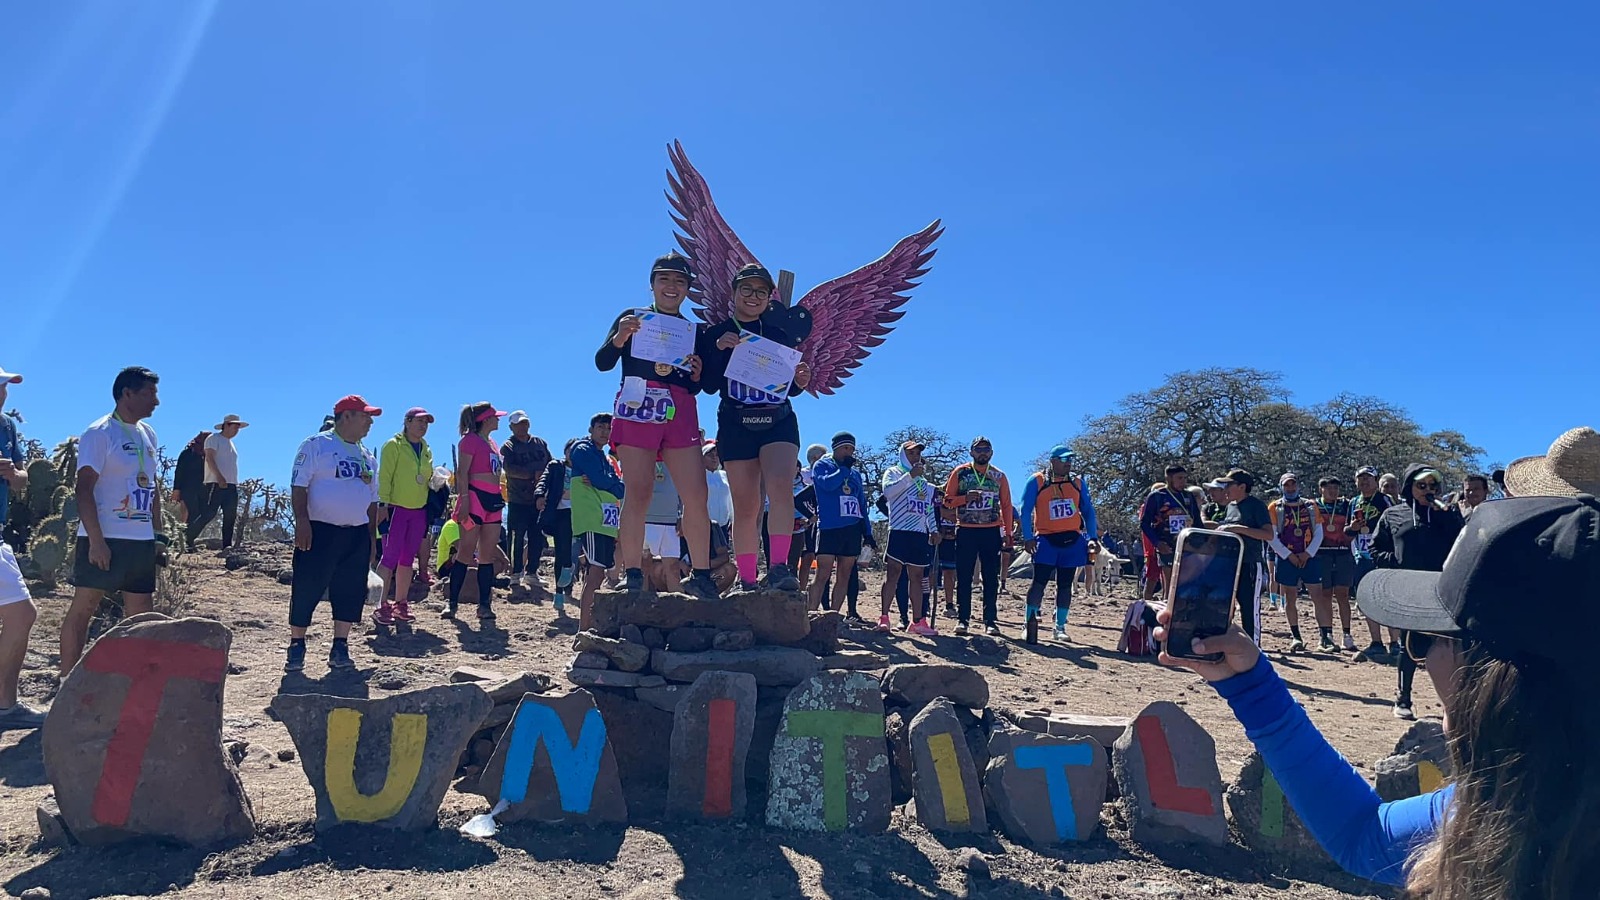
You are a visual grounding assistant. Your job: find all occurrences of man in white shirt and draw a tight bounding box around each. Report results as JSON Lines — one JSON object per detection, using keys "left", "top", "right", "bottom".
{"left": 185, "top": 414, "right": 246, "bottom": 551}
{"left": 703, "top": 440, "right": 732, "bottom": 527}
{"left": 286, "top": 395, "right": 381, "bottom": 674}
{"left": 60, "top": 367, "right": 165, "bottom": 676}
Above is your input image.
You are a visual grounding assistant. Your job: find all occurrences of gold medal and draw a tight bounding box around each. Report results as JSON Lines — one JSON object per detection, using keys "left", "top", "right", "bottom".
{"left": 136, "top": 473, "right": 151, "bottom": 488}
{"left": 654, "top": 362, "right": 674, "bottom": 377}
{"left": 843, "top": 483, "right": 852, "bottom": 495}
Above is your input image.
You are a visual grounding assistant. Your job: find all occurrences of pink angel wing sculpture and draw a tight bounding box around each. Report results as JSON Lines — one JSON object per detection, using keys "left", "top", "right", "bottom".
{"left": 795, "top": 220, "right": 942, "bottom": 396}
{"left": 665, "top": 141, "right": 764, "bottom": 325}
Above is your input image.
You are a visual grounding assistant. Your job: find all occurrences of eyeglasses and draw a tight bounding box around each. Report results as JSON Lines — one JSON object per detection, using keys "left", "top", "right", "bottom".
{"left": 737, "top": 286, "right": 771, "bottom": 300}
{"left": 1415, "top": 480, "right": 1440, "bottom": 490}
{"left": 1404, "top": 630, "right": 1457, "bottom": 663}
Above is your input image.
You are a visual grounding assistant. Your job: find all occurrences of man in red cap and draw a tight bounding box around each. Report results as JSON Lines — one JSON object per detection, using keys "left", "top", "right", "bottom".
{"left": 286, "top": 395, "right": 381, "bottom": 673}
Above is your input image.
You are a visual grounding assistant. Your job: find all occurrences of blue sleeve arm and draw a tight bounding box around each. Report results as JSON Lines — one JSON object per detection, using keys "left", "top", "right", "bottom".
{"left": 1081, "top": 478, "right": 1099, "bottom": 538}
{"left": 571, "top": 444, "right": 625, "bottom": 499}
{"left": 1213, "top": 657, "right": 1448, "bottom": 885}
{"left": 1139, "top": 494, "right": 1163, "bottom": 545}
{"left": 1018, "top": 476, "right": 1039, "bottom": 541}
{"left": 812, "top": 458, "right": 845, "bottom": 491}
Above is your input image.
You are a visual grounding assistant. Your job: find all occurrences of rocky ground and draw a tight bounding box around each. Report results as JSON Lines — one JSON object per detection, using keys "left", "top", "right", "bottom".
{"left": 0, "top": 543, "right": 1430, "bottom": 900}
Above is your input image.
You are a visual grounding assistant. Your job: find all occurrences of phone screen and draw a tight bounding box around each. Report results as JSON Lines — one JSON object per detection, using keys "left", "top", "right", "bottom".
{"left": 1166, "top": 529, "right": 1244, "bottom": 661}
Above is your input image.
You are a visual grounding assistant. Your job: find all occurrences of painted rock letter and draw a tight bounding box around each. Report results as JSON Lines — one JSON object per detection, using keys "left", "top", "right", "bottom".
{"left": 1225, "top": 751, "right": 1328, "bottom": 862}
{"left": 766, "top": 672, "right": 890, "bottom": 832}
{"left": 984, "top": 730, "right": 1104, "bottom": 843}
{"left": 271, "top": 684, "right": 492, "bottom": 830}
{"left": 667, "top": 671, "right": 757, "bottom": 821}
{"left": 42, "top": 613, "right": 254, "bottom": 845}
{"left": 1112, "top": 700, "right": 1227, "bottom": 846}
{"left": 479, "top": 690, "right": 627, "bottom": 825}
{"left": 907, "top": 698, "right": 986, "bottom": 833}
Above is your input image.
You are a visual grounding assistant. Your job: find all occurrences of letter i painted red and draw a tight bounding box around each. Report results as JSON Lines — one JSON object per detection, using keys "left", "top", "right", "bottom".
{"left": 1135, "top": 716, "right": 1213, "bottom": 816}
{"left": 702, "top": 698, "right": 735, "bottom": 817}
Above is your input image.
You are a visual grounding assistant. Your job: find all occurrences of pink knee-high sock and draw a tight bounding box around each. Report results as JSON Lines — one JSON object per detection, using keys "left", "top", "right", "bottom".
{"left": 737, "top": 553, "right": 759, "bottom": 584}
{"left": 770, "top": 534, "right": 792, "bottom": 567}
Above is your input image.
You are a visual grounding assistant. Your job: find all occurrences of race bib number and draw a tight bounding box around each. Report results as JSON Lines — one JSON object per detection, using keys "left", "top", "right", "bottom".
{"left": 1354, "top": 533, "right": 1373, "bottom": 554}
{"left": 120, "top": 478, "right": 153, "bottom": 522}
{"left": 839, "top": 495, "right": 863, "bottom": 519}
{"left": 1167, "top": 514, "right": 1189, "bottom": 534}
{"left": 336, "top": 457, "right": 368, "bottom": 480}
{"left": 601, "top": 503, "right": 621, "bottom": 529}
{"left": 909, "top": 500, "right": 930, "bottom": 518}
{"left": 969, "top": 491, "right": 996, "bottom": 512}
{"left": 1049, "top": 498, "right": 1077, "bottom": 520}
{"left": 614, "top": 387, "right": 674, "bottom": 423}
{"left": 728, "top": 380, "right": 786, "bottom": 406}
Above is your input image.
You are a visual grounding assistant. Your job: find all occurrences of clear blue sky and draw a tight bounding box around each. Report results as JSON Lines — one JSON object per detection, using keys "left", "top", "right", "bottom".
{"left": 3, "top": 2, "right": 1594, "bottom": 489}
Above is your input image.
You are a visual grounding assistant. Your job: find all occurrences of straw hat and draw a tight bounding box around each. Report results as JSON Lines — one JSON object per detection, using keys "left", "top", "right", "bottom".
{"left": 1505, "top": 426, "right": 1600, "bottom": 498}
{"left": 215, "top": 414, "right": 249, "bottom": 430}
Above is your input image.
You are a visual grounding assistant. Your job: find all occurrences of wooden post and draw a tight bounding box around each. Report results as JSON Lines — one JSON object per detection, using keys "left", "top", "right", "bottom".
{"left": 776, "top": 270, "right": 796, "bottom": 309}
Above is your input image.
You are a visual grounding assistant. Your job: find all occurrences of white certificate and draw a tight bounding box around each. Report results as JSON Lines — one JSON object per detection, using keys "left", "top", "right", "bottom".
{"left": 725, "top": 332, "right": 802, "bottom": 394}
{"left": 632, "top": 311, "right": 697, "bottom": 369}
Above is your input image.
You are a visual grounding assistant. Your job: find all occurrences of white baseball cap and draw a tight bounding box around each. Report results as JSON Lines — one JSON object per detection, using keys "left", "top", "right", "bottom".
{"left": 0, "top": 365, "right": 21, "bottom": 384}
{"left": 508, "top": 410, "right": 529, "bottom": 426}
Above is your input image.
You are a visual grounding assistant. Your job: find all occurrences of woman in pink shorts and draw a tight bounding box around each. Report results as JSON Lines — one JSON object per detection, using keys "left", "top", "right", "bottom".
{"left": 595, "top": 252, "right": 718, "bottom": 600}
{"left": 374, "top": 407, "right": 436, "bottom": 624}
{"left": 447, "top": 402, "right": 509, "bottom": 621}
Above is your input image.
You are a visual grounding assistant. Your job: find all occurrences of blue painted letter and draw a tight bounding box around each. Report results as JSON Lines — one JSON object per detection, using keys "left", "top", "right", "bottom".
{"left": 1013, "top": 742, "right": 1094, "bottom": 840}
{"left": 498, "top": 704, "right": 608, "bottom": 814}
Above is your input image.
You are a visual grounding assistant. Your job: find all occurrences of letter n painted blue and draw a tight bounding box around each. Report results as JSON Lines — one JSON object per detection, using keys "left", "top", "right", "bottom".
{"left": 1013, "top": 743, "right": 1094, "bottom": 840}
{"left": 497, "top": 705, "right": 608, "bottom": 815}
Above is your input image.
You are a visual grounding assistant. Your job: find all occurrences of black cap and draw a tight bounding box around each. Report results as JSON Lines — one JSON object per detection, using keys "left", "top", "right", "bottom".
{"left": 1359, "top": 495, "right": 1600, "bottom": 673}
{"left": 651, "top": 251, "right": 694, "bottom": 285}
{"left": 1213, "top": 468, "right": 1255, "bottom": 490}
{"left": 832, "top": 431, "right": 857, "bottom": 450}
{"left": 733, "top": 263, "right": 774, "bottom": 289}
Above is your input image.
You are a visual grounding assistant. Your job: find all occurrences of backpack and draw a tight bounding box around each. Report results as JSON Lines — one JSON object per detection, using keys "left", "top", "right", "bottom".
{"left": 1118, "top": 599, "right": 1162, "bottom": 657}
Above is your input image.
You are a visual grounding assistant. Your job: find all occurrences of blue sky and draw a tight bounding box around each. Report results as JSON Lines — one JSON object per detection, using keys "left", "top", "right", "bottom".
{"left": 2, "top": 2, "right": 1593, "bottom": 491}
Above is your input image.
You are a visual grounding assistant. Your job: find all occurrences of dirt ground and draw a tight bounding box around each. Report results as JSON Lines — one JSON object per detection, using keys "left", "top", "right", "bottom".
{"left": 0, "top": 547, "right": 1429, "bottom": 900}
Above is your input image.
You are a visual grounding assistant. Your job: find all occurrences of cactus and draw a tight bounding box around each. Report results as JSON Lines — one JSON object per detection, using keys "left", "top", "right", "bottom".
{"left": 28, "top": 533, "right": 67, "bottom": 587}
{"left": 24, "top": 459, "right": 57, "bottom": 519}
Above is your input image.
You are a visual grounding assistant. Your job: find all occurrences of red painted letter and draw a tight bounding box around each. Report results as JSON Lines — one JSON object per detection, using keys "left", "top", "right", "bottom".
{"left": 702, "top": 698, "right": 735, "bottom": 817}
{"left": 84, "top": 637, "right": 227, "bottom": 826}
{"left": 1135, "top": 715, "right": 1213, "bottom": 816}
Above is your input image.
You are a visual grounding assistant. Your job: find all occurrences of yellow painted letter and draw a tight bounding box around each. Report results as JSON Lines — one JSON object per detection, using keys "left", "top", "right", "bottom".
{"left": 927, "top": 732, "right": 970, "bottom": 827}
{"left": 325, "top": 709, "right": 427, "bottom": 822}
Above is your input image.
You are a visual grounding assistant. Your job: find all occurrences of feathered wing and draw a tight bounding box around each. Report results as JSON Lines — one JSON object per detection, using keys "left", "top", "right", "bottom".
{"left": 665, "top": 141, "right": 763, "bottom": 325}
{"left": 796, "top": 220, "right": 942, "bottom": 396}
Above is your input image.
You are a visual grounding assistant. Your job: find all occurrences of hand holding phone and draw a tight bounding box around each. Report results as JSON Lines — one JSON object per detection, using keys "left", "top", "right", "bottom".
{"left": 1163, "top": 527, "right": 1245, "bottom": 663}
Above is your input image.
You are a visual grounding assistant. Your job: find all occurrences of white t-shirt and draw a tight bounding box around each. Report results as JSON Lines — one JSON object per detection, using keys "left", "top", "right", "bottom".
{"left": 706, "top": 469, "right": 732, "bottom": 527}
{"left": 77, "top": 414, "right": 160, "bottom": 541}
{"left": 291, "top": 431, "right": 379, "bottom": 527}
{"left": 204, "top": 432, "right": 239, "bottom": 485}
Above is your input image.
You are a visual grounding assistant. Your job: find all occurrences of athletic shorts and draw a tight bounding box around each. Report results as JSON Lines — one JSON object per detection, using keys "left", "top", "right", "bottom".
{"left": 1275, "top": 555, "right": 1323, "bottom": 588}
{"left": 1318, "top": 550, "right": 1355, "bottom": 589}
{"left": 581, "top": 532, "right": 617, "bottom": 570}
{"left": 72, "top": 537, "right": 158, "bottom": 594}
{"left": 715, "top": 402, "right": 800, "bottom": 463}
{"left": 466, "top": 485, "right": 504, "bottom": 526}
{"left": 380, "top": 506, "right": 429, "bottom": 569}
{"left": 937, "top": 537, "right": 957, "bottom": 569}
{"left": 1033, "top": 537, "right": 1085, "bottom": 570}
{"left": 886, "top": 530, "right": 935, "bottom": 568}
{"left": 0, "top": 542, "right": 32, "bottom": 606}
{"left": 644, "top": 523, "right": 679, "bottom": 559}
{"left": 1351, "top": 555, "right": 1377, "bottom": 595}
{"left": 612, "top": 383, "right": 702, "bottom": 453}
{"left": 816, "top": 525, "right": 863, "bottom": 559}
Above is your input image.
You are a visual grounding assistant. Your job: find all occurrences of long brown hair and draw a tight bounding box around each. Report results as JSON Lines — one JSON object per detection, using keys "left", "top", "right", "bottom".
{"left": 1406, "top": 641, "right": 1600, "bottom": 898}
{"left": 458, "top": 401, "right": 495, "bottom": 436}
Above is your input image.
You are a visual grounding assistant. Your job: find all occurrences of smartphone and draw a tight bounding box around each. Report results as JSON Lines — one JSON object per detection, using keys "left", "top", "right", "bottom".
{"left": 1165, "top": 527, "right": 1245, "bottom": 662}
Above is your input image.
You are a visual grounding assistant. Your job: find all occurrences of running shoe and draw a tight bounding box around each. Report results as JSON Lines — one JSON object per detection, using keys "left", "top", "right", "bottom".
{"left": 1389, "top": 640, "right": 1403, "bottom": 658}
{"left": 393, "top": 600, "right": 415, "bottom": 623}
{"left": 875, "top": 616, "right": 892, "bottom": 633}
{"left": 738, "top": 580, "right": 760, "bottom": 593}
{"left": 954, "top": 622, "right": 970, "bottom": 636}
{"left": 552, "top": 592, "right": 567, "bottom": 614}
{"left": 441, "top": 602, "right": 458, "bottom": 620}
{"left": 1342, "top": 632, "right": 1358, "bottom": 651}
{"left": 1358, "top": 641, "right": 1386, "bottom": 661}
{"left": 985, "top": 623, "right": 1001, "bottom": 637}
{"left": 1053, "top": 625, "right": 1068, "bottom": 642}
{"left": 371, "top": 603, "right": 395, "bottom": 626}
{"left": 284, "top": 641, "right": 307, "bottom": 673}
{"left": 328, "top": 641, "right": 355, "bottom": 670}
{"left": 477, "top": 603, "right": 496, "bottom": 622}
{"left": 624, "top": 568, "right": 645, "bottom": 592}
{"left": 0, "top": 702, "right": 47, "bottom": 729}
{"left": 681, "top": 573, "right": 721, "bottom": 601}
{"left": 1393, "top": 701, "right": 1415, "bottom": 720}
{"left": 846, "top": 614, "right": 865, "bottom": 626}
{"left": 1288, "top": 638, "right": 1307, "bottom": 652}
{"left": 908, "top": 620, "right": 938, "bottom": 637}
{"left": 767, "top": 563, "right": 801, "bottom": 592}
{"left": 1318, "top": 633, "right": 1337, "bottom": 653}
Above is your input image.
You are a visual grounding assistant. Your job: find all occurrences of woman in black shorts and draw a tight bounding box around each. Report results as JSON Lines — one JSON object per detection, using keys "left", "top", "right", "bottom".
{"left": 698, "top": 264, "right": 813, "bottom": 592}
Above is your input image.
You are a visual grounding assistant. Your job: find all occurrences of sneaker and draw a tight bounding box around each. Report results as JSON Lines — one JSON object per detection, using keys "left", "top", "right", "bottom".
{"left": 681, "top": 573, "right": 721, "bottom": 601}
{"left": 328, "top": 640, "right": 355, "bottom": 670}
{"left": 1389, "top": 640, "right": 1403, "bottom": 658}
{"left": 1394, "top": 701, "right": 1415, "bottom": 720}
{"left": 738, "top": 580, "right": 760, "bottom": 593}
{"left": 477, "top": 603, "right": 496, "bottom": 621}
{"left": 371, "top": 603, "right": 395, "bottom": 626}
{"left": 1288, "top": 638, "right": 1307, "bottom": 652}
{"left": 552, "top": 592, "right": 567, "bottom": 614}
{"left": 441, "top": 602, "right": 458, "bottom": 620}
{"left": 623, "top": 568, "right": 645, "bottom": 592}
{"left": 909, "top": 620, "right": 938, "bottom": 637}
{"left": 0, "top": 702, "right": 47, "bottom": 729}
{"left": 393, "top": 601, "right": 415, "bottom": 623}
{"left": 767, "top": 563, "right": 801, "bottom": 592}
{"left": 899, "top": 619, "right": 910, "bottom": 631}
{"left": 875, "top": 616, "right": 892, "bottom": 633}
{"left": 1318, "top": 634, "right": 1337, "bottom": 653}
{"left": 985, "top": 623, "right": 1001, "bottom": 637}
{"left": 1341, "top": 632, "right": 1358, "bottom": 651}
{"left": 846, "top": 614, "right": 865, "bottom": 626}
{"left": 943, "top": 603, "right": 958, "bottom": 619}
{"left": 284, "top": 641, "right": 307, "bottom": 672}
{"left": 1053, "top": 625, "right": 1068, "bottom": 642}
{"left": 954, "top": 622, "right": 970, "bottom": 636}
{"left": 1360, "top": 641, "right": 1386, "bottom": 661}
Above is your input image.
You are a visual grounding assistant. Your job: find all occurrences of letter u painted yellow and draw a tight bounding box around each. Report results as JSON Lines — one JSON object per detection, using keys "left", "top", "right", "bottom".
{"left": 927, "top": 732, "right": 970, "bottom": 827}
{"left": 325, "top": 709, "right": 427, "bottom": 822}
